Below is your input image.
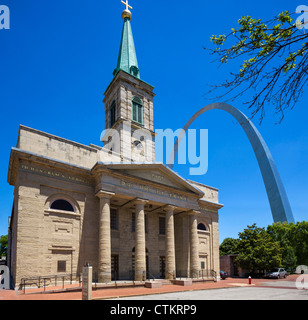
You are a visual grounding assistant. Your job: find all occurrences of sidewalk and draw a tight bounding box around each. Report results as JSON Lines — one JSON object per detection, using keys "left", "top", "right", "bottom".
{"left": 0, "top": 275, "right": 300, "bottom": 300}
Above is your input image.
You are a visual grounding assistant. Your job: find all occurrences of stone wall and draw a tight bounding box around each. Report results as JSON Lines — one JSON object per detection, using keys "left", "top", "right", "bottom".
{"left": 11, "top": 160, "right": 219, "bottom": 286}
{"left": 12, "top": 161, "right": 95, "bottom": 286}
{"left": 17, "top": 125, "right": 99, "bottom": 169}
{"left": 9, "top": 126, "right": 221, "bottom": 286}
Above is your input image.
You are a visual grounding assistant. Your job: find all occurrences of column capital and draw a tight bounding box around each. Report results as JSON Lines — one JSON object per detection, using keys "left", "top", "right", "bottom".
{"left": 134, "top": 198, "right": 149, "bottom": 205}
{"left": 95, "top": 190, "right": 115, "bottom": 199}
{"left": 186, "top": 210, "right": 201, "bottom": 216}
{"left": 164, "top": 205, "right": 177, "bottom": 212}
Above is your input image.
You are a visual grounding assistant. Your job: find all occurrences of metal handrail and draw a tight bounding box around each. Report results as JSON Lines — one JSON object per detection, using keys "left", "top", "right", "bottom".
{"left": 211, "top": 269, "right": 217, "bottom": 281}
{"left": 190, "top": 269, "right": 199, "bottom": 279}
{"left": 20, "top": 273, "right": 82, "bottom": 294}
{"left": 176, "top": 269, "right": 217, "bottom": 280}
{"left": 128, "top": 269, "right": 147, "bottom": 281}
{"left": 146, "top": 271, "right": 156, "bottom": 281}
{"left": 20, "top": 268, "right": 218, "bottom": 293}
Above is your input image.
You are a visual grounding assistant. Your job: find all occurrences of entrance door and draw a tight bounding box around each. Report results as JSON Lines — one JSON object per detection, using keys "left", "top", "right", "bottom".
{"left": 111, "top": 255, "right": 119, "bottom": 281}
{"left": 160, "top": 256, "right": 165, "bottom": 279}
{"left": 199, "top": 255, "right": 208, "bottom": 278}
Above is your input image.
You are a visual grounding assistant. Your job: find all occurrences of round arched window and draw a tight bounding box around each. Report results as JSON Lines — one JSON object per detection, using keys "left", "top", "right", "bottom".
{"left": 197, "top": 223, "right": 207, "bottom": 231}
{"left": 132, "top": 96, "right": 143, "bottom": 124}
{"left": 50, "top": 199, "right": 74, "bottom": 212}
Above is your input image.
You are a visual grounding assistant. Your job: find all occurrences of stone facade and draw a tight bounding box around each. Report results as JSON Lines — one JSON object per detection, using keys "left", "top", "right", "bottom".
{"left": 6, "top": 9, "right": 223, "bottom": 288}
{"left": 102, "top": 71, "right": 156, "bottom": 163}
{"left": 7, "top": 125, "right": 223, "bottom": 287}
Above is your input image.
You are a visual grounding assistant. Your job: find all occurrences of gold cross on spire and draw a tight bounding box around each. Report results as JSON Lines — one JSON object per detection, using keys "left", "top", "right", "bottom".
{"left": 121, "top": 0, "right": 133, "bottom": 11}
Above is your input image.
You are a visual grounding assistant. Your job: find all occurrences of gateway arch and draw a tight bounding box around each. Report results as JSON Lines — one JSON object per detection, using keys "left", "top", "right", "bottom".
{"left": 168, "top": 102, "right": 295, "bottom": 223}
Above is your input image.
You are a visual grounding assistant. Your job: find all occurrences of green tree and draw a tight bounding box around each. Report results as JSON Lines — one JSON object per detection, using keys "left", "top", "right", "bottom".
{"left": 219, "top": 237, "right": 239, "bottom": 256}
{"left": 235, "top": 224, "right": 282, "bottom": 273}
{"left": 282, "top": 245, "right": 297, "bottom": 269}
{"left": 266, "top": 222, "right": 296, "bottom": 269}
{"left": 0, "top": 234, "right": 8, "bottom": 257}
{"left": 267, "top": 221, "right": 308, "bottom": 267}
{"left": 207, "top": 10, "right": 308, "bottom": 123}
{"left": 293, "top": 221, "right": 308, "bottom": 265}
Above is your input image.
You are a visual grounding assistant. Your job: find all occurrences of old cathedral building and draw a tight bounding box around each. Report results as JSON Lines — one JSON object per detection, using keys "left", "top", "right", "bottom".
{"left": 7, "top": 5, "right": 223, "bottom": 288}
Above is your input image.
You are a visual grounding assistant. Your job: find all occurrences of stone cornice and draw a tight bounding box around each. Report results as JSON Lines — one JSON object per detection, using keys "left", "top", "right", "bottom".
{"left": 198, "top": 199, "right": 224, "bottom": 210}
{"left": 95, "top": 190, "right": 115, "bottom": 199}
{"left": 8, "top": 147, "right": 92, "bottom": 186}
{"left": 104, "top": 70, "right": 155, "bottom": 99}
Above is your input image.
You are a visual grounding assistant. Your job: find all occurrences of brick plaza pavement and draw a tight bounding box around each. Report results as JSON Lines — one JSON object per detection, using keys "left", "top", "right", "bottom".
{"left": 0, "top": 274, "right": 302, "bottom": 300}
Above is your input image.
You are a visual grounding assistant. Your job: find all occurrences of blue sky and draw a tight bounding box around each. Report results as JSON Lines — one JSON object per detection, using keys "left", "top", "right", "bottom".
{"left": 0, "top": 0, "right": 307, "bottom": 243}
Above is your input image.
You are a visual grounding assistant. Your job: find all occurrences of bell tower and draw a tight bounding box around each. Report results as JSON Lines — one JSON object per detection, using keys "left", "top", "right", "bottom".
{"left": 102, "top": 1, "right": 155, "bottom": 162}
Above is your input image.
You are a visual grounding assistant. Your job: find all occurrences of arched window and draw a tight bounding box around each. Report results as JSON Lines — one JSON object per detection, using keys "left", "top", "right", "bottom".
{"left": 197, "top": 223, "right": 207, "bottom": 231}
{"left": 50, "top": 199, "right": 74, "bottom": 212}
{"left": 132, "top": 96, "right": 143, "bottom": 124}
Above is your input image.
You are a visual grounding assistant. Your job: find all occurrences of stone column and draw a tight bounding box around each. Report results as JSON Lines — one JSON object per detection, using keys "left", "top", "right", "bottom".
{"left": 165, "top": 205, "right": 176, "bottom": 280}
{"left": 189, "top": 210, "right": 200, "bottom": 278}
{"left": 134, "top": 199, "right": 148, "bottom": 281}
{"left": 96, "top": 190, "right": 115, "bottom": 283}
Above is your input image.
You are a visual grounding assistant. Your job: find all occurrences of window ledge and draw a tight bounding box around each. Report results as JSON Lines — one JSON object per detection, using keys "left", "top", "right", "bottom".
{"left": 44, "top": 209, "right": 81, "bottom": 219}
{"left": 131, "top": 120, "right": 144, "bottom": 127}
{"left": 198, "top": 230, "right": 210, "bottom": 234}
{"left": 48, "top": 245, "right": 75, "bottom": 251}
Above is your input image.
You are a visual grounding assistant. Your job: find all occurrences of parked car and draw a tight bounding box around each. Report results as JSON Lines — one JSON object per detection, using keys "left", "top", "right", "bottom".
{"left": 220, "top": 270, "right": 228, "bottom": 280}
{"left": 266, "top": 268, "right": 287, "bottom": 279}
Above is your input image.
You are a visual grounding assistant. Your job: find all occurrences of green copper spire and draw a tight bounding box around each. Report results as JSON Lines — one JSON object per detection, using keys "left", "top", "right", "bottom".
{"left": 113, "top": 1, "right": 140, "bottom": 79}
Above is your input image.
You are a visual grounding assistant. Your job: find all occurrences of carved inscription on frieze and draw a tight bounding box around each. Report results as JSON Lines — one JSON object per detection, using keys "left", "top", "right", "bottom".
{"left": 120, "top": 179, "right": 187, "bottom": 201}
{"left": 20, "top": 164, "right": 91, "bottom": 185}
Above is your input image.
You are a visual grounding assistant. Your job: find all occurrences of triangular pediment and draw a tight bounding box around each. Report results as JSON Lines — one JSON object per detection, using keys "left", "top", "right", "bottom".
{"left": 97, "top": 162, "right": 204, "bottom": 196}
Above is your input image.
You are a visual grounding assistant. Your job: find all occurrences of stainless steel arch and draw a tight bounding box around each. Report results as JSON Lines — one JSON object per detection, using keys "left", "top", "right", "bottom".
{"left": 168, "top": 102, "right": 295, "bottom": 223}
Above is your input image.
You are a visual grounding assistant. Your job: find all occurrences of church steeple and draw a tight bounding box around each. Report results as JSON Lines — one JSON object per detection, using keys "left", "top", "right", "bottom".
{"left": 103, "top": 1, "right": 155, "bottom": 162}
{"left": 113, "top": 0, "right": 140, "bottom": 79}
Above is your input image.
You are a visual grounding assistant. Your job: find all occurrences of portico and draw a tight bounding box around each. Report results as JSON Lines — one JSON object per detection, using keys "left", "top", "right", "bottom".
{"left": 95, "top": 194, "right": 202, "bottom": 282}
{"left": 92, "top": 162, "right": 221, "bottom": 282}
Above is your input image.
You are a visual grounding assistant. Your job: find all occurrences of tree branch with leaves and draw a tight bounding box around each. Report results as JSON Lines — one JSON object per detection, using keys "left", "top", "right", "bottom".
{"left": 206, "top": 11, "right": 308, "bottom": 123}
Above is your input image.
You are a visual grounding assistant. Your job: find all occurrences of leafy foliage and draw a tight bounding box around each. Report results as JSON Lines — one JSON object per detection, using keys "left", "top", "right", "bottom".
{"left": 0, "top": 234, "right": 8, "bottom": 257}
{"left": 234, "top": 224, "right": 282, "bottom": 272}
{"left": 219, "top": 237, "right": 239, "bottom": 256}
{"left": 220, "top": 221, "right": 308, "bottom": 271}
{"left": 267, "top": 221, "right": 308, "bottom": 267}
{"left": 207, "top": 11, "right": 308, "bottom": 122}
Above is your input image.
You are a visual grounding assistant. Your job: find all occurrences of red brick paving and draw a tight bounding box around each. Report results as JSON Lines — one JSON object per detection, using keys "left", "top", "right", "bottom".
{"left": 0, "top": 275, "right": 300, "bottom": 300}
